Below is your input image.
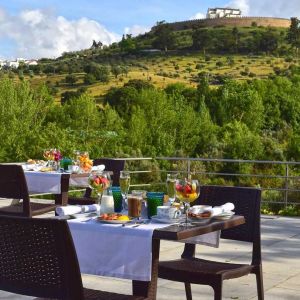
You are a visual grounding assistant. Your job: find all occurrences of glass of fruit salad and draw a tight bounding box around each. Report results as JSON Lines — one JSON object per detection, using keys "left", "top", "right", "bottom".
{"left": 88, "top": 171, "right": 111, "bottom": 209}
{"left": 175, "top": 177, "right": 200, "bottom": 226}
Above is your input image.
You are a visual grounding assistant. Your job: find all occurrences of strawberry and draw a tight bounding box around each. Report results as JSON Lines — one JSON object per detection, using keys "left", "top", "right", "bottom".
{"left": 176, "top": 184, "right": 184, "bottom": 191}
{"left": 94, "top": 177, "right": 100, "bottom": 185}
{"left": 184, "top": 185, "right": 192, "bottom": 194}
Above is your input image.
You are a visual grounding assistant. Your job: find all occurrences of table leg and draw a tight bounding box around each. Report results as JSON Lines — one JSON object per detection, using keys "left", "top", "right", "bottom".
{"left": 54, "top": 174, "right": 70, "bottom": 206}
{"left": 132, "top": 238, "right": 160, "bottom": 300}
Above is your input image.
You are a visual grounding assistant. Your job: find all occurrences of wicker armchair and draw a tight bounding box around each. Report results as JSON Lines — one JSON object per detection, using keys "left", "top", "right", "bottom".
{"left": 0, "top": 215, "right": 147, "bottom": 300}
{"left": 68, "top": 159, "right": 125, "bottom": 205}
{"left": 0, "top": 164, "right": 56, "bottom": 217}
{"left": 158, "top": 185, "right": 263, "bottom": 300}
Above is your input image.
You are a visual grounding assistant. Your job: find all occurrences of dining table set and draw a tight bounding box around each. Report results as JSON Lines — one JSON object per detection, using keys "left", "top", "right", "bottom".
{"left": 18, "top": 153, "right": 246, "bottom": 299}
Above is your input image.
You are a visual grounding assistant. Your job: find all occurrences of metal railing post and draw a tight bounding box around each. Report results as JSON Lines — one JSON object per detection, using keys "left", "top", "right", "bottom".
{"left": 187, "top": 158, "right": 191, "bottom": 179}
{"left": 284, "top": 164, "right": 289, "bottom": 208}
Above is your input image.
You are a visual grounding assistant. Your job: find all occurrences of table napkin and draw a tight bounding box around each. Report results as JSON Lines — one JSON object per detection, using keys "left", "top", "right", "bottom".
{"left": 56, "top": 204, "right": 100, "bottom": 216}
{"left": 206, "top": 202, "right": 235, "bottom": 216}
{"left": 179, "top": 231, "right": 220, "bottom": 248}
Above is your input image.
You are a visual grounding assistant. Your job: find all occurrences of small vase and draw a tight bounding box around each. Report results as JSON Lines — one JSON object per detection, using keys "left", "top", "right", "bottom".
{"left": 48, "top": 160, "right": 60, "bottom": 171}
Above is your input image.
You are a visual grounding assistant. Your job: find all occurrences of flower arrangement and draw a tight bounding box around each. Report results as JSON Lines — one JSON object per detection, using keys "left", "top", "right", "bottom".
{"left": 43, "top": 149, "right": 62, "bottom": 161}
{"left": 77, "top": 151, "right": 93, "bottom": 173}
{"left": 43, "top": 149, "right": 62, "bottom": 171}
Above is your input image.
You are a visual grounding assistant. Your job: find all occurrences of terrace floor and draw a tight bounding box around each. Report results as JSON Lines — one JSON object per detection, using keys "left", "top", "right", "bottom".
{"left": 1, "top": 207, "right": 299, "bottom": 299}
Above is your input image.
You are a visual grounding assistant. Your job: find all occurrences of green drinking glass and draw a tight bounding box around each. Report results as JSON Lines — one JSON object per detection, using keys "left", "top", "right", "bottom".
{"left": 146, "top": 192, "right": 164, "bottom": 218}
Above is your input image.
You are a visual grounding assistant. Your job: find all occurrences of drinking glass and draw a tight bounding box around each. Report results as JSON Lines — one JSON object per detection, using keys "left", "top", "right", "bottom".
{"left": 119, "top": 171, "right": 130, "bottom": 210}
{"left": 146, "top": 192, "right": 165, "bottom": 218}
{"left": 111, "top": 186, "right": 123, "bottom": 212}
{"left": 175, "top": 178, "right": 200, "bottom": 226}
{"left": 88, "top": 171, "right": 111, "bottom": 213}
{"left": 166, "top": 173, "right": 177, "bottom": 204}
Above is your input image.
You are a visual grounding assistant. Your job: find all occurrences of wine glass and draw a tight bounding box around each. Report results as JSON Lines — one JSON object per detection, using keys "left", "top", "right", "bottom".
{"left": 166, "top": 173, "right": 177, "bottom": 205}
{"left": 119, "top": 171, "right": 130, "bottom": 211}
{"left": 175, "top": 178, "right": 200, "bottom": 226}
{"left": 88, "top": 171, "right": 111, "bottom": 213}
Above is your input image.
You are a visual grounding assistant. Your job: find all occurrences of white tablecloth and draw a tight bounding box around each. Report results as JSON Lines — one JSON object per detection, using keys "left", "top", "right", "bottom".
{"left": 68, "top": 220, "right": 167, "bottom": 281}
{"left": 24, "top": 171, "right": 63, "bottom": 194}
{"left": 69, "top": 176, "right": 89, "bottom": 187}
{"left": 68, "top": 219, "right": 220, "bottom": 281}
{"left": 24, "top": 172, "right": 89, "bottom": 194}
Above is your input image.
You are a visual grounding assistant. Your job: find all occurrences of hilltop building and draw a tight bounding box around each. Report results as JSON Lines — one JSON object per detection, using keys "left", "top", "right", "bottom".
{"left": 151, "top": 7, "right": 290, "bottom": 32}
{"left": 0, "top": 58, "right": 38, "bottom": 69}
{"left": 206, "top": 8, "right": 242, "bottom": 19}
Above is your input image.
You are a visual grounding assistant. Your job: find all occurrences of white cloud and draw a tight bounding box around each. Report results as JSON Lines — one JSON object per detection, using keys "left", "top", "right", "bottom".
{"left": 227, "top": 0, "right": 250, "bottom": 15}
{"left": 227, "top": 0, "right": 300, "bottom": 17}
{"left": 0, "top": 8, "right": 120, "bottom": 59}
{"left": 124, "top": 25, "right": 150, "bottom": 37}
{"left": 190, "top": 12, "right": 206, "bottom": 20}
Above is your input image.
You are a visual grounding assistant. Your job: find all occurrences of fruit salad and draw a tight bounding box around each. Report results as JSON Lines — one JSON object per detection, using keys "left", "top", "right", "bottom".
{"left": 88, "top": 173, "right": 111, "bottom": 194}
{"left": 175, "top": 179, "right": 199, "bottom": 203}
{"left": 99, "top": 213, "right": 129, "bottom": 221}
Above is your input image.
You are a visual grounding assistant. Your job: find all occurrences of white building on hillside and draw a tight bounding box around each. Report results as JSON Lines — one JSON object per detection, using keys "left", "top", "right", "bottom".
{"left": 25, "top": 60, "right": 38, "bottom": 66}
{"left": 6, "top": 61, "right": 19, "bottom": 68}
{"left": 207, "top": 8, "right": 242, "bottom": 19}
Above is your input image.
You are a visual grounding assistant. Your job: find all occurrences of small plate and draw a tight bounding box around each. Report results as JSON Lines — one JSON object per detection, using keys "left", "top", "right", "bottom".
{"left": 70, "top": 212, "right": 97, "bottom": 219}
{"left": 97, "top": 219, "right": 132, "bottom": 224}
{"left": 213, "top": 212, "right": 235, "bottom": 220}
{"left": 151, "top": 215, "right": 182, "bottom": 224}
{"left": 188, "top": 216, "right": 212, "bottom": 224}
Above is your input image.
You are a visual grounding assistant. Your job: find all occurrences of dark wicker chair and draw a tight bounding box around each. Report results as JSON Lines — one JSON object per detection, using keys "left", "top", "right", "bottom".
{"left": 68, "top": 159, "right": 125, "bottom": 205}
{"left": 158, "top": 185, "right": 263, "bottom": 300}
{"left": 0, "top": 215, "right": 147, "bottom": 300}
{"left": 0, "top": 164, "right": 56, "bottom": 217}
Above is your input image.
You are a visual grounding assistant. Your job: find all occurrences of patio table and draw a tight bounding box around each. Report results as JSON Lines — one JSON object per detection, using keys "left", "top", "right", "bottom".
{"left": 24, "top": 171, "right": 89, "bottom": 206}
{"left": 68, "top": 215, "right": 245, "bottom": 299}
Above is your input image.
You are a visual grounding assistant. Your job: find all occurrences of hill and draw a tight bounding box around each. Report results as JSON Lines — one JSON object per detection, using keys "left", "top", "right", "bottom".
{"left": 4, "top": 23, "right": 298, "bottom": 103}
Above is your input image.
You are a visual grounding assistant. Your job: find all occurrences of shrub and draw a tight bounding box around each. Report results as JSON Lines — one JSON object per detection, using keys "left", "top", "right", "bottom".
{"left": 205, "top": 55, "right": 211, "bottom": 62}
{"left": 216, "top": 61, "right": 224, "bottom": 68}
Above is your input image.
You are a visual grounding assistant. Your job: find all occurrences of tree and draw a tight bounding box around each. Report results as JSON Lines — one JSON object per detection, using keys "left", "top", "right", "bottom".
{"left": 232, "top": 27, "right": 240, "bottom": 52}
{"left": 65, "top": 74, "right": 77, "bottom": 86}
{"left": 84, "top": 63, "right": 110, "bottom": 83}
{"left": 119, "top": 34, "right": 136, "bottom": 53}
{"left": 287, "top": 17, "right": 300, "bottom": 56}
{"left": 91, "top": 40, "right": 103, "bottom": 49}
{"left": 121, "top": 65, "right": 129, "bottom": 77}
{"left": 0, "top": 79, "right": 55, "bottom": 161}
{"left": 124, "top": 79, "right": 154, "bottom": 91}
{"left": 111, "top": 65, "right": 122, "bottom": 79}
{"left": 259, "top": 29, "right": 278, "bottom": 54}
{"left": 84, "top": 73, "right": 96, "bottom": 85}
{"left": 152, "top": 24, "right": 175, "bottom": 51}
{"left": 226, "top": 56, "right": 235, "bottom": 67}
{"left": 192, "top": 29, "right": 211, "bottom": 55}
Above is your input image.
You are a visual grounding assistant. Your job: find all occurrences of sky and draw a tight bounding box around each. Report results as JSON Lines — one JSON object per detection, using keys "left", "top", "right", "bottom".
{"left": 0, "top": 0, "right": 299, "bottom": 59}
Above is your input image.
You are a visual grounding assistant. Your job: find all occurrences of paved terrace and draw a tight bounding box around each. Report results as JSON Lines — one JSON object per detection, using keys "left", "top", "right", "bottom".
{"left": 1, "top": 207, "right": 299, "bottom": 299}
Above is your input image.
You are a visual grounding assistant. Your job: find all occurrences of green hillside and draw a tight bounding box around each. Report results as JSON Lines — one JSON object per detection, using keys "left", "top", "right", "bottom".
{"left": 3, "top": 22, "right": 299, "bottom": 104}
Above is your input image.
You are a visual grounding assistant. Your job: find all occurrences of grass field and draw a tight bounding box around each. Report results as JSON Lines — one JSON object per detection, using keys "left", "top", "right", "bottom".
{"left": 28, "top": 53, "right": 296, "bottom": 102}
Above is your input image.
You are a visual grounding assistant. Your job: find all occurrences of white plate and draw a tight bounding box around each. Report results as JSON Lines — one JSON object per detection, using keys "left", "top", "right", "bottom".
{"left": 213, "top": 212, "right": 235, "bottom": 220}
{"left": 188, "top": 216, "right": 212, "bottom": 224}
{"left": 151, "top": 215, "right": 182, "bottom": 224}
{"left": 70, "top": 212, "right": 97, "bottom": 219}
{"left": 96, "top": 218, "right": 132, "bottom": 224}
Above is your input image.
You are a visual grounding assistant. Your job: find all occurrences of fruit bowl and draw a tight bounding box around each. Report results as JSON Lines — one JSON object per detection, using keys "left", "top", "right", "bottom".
{"left": 175, "top": 179, "right": 200, "bottom": 203}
